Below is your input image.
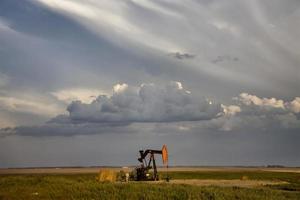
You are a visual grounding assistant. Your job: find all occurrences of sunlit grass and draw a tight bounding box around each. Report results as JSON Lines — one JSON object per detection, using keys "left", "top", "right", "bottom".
{"left": 0, "top": 171, "right": 299, "bottom": 200}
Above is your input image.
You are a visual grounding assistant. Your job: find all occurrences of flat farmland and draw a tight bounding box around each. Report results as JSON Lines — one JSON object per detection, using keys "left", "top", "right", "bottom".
{"left": 0, "top": 167, "right": 300, "bottom": 200}
{"left": 1, "top": 166, "right": 300, "bottom": 174}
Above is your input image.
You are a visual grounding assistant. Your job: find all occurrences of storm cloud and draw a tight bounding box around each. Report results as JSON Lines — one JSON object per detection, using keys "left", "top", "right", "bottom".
{"left": 53, "top": 82, "right": 222, "bottom": 124}
{"left": 1, "top": 87, "right": 299, "bottom": 137}
{"left": 168, "top": 52, "right": 196, "bottom": 60}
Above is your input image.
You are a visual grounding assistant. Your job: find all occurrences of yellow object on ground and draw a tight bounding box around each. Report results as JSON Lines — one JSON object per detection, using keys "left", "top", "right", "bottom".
{"left": 97, "top": 169, "right": 117, "bottom": 182}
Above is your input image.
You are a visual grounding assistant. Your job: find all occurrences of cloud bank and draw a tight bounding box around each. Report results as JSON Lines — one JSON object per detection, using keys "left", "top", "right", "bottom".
{"left": 52, "top": 81, "right": 221, "bottom": 124}
{"left": 1, "top": 82, "right": 299, "bottom": 137}
{"left": 215, "top": 93, "right": 300, "bottom": 131}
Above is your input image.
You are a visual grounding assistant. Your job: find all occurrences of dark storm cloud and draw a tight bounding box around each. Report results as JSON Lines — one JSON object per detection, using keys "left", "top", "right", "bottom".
{"left": 211, "top": 55, "right": 239, "bottom": 64}
{"left": 168, "top": 52, "right": 196, "bottom": 60}
{"left": 0, "top": 122, "right": 132, "bottom": 137}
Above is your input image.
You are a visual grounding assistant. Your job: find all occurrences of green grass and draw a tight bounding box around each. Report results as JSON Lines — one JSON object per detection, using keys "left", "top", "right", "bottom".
{"left": 0, "top": 171, "right": 300, "bottom": 200}
{"left": 161, "top": 170, "right": 298, "bottom": 180}
{"left": 160, "top": 170, "right": 300, "bottom": 191}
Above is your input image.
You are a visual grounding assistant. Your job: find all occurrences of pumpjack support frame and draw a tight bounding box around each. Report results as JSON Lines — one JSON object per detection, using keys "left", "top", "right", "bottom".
{"left": 135, "top": 145, "right": 168, "bottom": 181}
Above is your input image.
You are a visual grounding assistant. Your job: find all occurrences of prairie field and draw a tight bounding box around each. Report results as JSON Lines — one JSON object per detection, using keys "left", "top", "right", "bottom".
{"left": 0, "top": 167, "right": 300, "bottom": 200}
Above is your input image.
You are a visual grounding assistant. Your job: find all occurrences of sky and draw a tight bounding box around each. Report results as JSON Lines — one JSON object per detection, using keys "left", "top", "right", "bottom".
{"left": 0, "top": 0, "right": 299, "bottom": 168}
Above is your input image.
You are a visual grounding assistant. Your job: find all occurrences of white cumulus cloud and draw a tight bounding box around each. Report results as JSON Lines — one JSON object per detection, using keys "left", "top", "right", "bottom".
{"left": 53, "top": 81, "right": 222, "bottom": 123}
{"left": 214, "top": 93, "right": 300, "bottom": 131}
{"left": 288, "top": 97, "right": 300, "bottom": 113}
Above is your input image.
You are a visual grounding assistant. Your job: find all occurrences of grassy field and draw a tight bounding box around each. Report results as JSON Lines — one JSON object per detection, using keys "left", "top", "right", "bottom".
{"left": 0, "top": 170, "right": 300, "bottom": 200}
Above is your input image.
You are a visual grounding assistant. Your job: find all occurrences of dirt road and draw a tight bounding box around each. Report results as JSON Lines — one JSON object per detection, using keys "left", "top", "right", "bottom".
{"left": 167, "top": 179, "right": 288, "bottom": 188}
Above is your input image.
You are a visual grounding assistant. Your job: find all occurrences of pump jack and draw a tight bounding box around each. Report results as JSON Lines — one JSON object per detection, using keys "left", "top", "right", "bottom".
{"left": 134, "top": 145, "right": 168, "bottom": 181}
